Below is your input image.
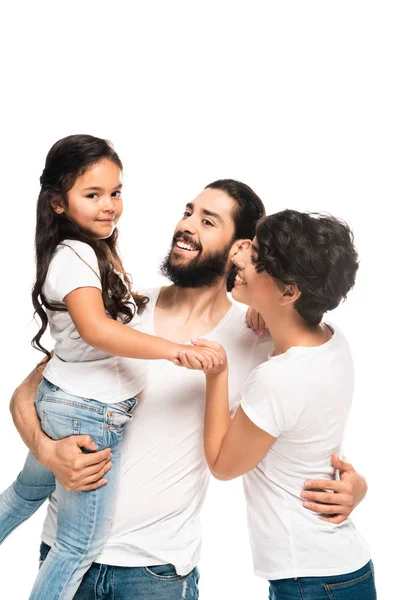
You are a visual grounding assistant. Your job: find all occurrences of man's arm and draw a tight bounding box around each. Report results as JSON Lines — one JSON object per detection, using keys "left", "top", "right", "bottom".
{"left": 301, "top": 453, "right": 368, "bottom": 523}
{"left": 10, "top": 362, "right": 113, "bottom": 491}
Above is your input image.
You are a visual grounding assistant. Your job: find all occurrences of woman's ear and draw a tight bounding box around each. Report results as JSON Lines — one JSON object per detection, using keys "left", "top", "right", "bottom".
{"left": 50, "top": 195, "right": 65, "bottom": 215}
{"left": 280, "top": 284, "right": 301, "bottom": 306}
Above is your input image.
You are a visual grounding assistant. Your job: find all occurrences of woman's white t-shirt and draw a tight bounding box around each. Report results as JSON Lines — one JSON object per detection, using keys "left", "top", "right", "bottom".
{"left": 240, "top": 325, "right": 371, "bottom": 580}
{"left": 43, "top": 239, "right": 148, "bottom": 404}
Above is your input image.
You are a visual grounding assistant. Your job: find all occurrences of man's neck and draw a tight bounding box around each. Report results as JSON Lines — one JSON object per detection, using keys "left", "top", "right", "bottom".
{"left": 154, "top": 281, "right": 232, "bottom": 343}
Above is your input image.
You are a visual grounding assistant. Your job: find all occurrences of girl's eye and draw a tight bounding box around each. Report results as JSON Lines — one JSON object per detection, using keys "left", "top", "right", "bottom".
{"left": 112, "top": 191, "right": 122, "bottom": 197}
{"left": 86, "top": 193, "right": 98, "bottom": 200}
{"left": 202, "top": 219, "right": 214, "bottom": 226}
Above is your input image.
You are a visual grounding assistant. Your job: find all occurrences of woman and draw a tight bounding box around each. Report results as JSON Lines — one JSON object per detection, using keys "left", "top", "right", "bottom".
{"left": 185, "top": 209, "right": 376, "bottom": 599}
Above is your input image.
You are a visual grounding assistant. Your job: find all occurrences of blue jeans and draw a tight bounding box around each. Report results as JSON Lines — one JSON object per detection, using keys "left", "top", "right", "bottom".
{"left": 40, "top": 542, "right": 200, "bottom": 599}
{"left": 268, "top": 561, "right": 376, "bottom": 599}
{"left": 0, "top": 378, "right": 137, "bottom": 600}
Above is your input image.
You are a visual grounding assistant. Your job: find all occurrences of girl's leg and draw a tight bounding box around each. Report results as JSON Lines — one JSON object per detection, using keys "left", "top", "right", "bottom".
{"left": 28, "top": 385, "right": 136, "bottom": 600}
{"left": 0, "top": 451, "right": 55, "bottom": 543}
{"left": 0, "top": 377, "right": 57, "bottom": 544}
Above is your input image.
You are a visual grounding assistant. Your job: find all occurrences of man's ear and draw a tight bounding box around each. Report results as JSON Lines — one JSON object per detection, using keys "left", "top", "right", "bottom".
{"left": 50, "top": 195, "right": 65, "bottom": 215}
{"left": 280, "top": 284, "right": 301, "bottom": 306}
{"left": 229, "top": 238, "right": 252, "bottom": 260}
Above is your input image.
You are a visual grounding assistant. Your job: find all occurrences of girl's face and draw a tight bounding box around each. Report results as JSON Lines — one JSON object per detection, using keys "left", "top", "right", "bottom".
{"left": 231, "top": 238, "right": 282, "bottom": 316}
{"left": 53, "top": 159, "right": 123, "bottom": 239}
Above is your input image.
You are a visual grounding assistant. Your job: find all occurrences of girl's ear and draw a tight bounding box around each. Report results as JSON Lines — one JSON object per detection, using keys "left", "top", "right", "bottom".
{"left": 50, "top": 195, "right": 65, "bottom": 215}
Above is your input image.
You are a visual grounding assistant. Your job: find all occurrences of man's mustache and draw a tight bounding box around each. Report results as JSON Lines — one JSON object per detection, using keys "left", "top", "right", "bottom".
{"left": 172, "top": 232, "right": 202, "bottom": 252}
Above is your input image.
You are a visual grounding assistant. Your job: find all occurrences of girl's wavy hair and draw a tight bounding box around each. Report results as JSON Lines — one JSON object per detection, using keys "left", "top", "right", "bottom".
{"left": 254, "top": 210, "right": 359, "bottom": 326}
{"left": 32, "top": 134, "right": 148, "bottom": 358}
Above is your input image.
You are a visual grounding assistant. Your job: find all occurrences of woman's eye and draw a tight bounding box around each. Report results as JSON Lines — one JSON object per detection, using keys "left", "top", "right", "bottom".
{"left": 251, "top": 255, "right": 258, "bottom": 265}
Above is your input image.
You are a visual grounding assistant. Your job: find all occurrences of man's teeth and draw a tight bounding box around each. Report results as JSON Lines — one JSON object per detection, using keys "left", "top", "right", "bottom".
{"left": 235, "top": 274, "right": 247, "bottom": 284}
{"left": 176, "top": 241, "right": 198, "bottom": 251}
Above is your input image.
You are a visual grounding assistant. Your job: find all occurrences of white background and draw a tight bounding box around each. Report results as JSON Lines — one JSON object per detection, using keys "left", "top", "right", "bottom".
{"left": 0, "top": 1, "right": 399, "bottom": 598}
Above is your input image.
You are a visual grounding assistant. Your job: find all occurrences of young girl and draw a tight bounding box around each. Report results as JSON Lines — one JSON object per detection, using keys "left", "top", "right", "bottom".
{"left": 0, "top": 134, "right": 221, "bottom": 600}
{"left": 187, "top": 210, "right": 377, "bottom": 599}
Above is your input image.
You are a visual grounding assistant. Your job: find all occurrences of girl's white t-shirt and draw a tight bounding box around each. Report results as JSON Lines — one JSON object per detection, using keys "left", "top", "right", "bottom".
{"left": 240, "top": 325, "right": 371, "bottom": 580}
{"left": 43, "top": 239, "right": 148, "bottom": 403}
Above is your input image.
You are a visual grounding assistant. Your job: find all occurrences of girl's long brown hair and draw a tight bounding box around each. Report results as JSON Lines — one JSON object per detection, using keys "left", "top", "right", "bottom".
{"left": 32, "top": 134, "right": 148, "bottom": 359}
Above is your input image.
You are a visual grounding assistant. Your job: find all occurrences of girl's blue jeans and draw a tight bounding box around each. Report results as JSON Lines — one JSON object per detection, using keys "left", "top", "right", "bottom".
{"left": 268, "top": 560, "right": 377, "bottom": 599}
{"left": 0, "top": 377, "right": 137, "bottom": 600}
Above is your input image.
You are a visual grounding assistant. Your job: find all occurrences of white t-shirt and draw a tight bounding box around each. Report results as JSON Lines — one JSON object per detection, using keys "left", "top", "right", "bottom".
{"left": 43, "top": 240, "right": 148, "bottom": 403}
{"left": 42, "top": 287, "right": 273, "bottom": 575}
{"left": 241, "top": 325, "right": 371, "bottom": 580}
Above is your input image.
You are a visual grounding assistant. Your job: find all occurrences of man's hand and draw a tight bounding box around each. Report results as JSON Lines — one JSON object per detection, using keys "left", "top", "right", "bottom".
{"left": 300, "top": 453, "right": 368, "bottom": 524}
{"left": 39, "top": 435, "right": 113, "bottom": 492}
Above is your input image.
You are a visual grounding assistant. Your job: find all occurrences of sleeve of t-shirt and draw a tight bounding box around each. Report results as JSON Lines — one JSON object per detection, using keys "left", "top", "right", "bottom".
{"left": 240, "top": 364, "right": 298, "bottom": 438}
{"left": 45, "top": 241, "right": 102, "bottom": 304}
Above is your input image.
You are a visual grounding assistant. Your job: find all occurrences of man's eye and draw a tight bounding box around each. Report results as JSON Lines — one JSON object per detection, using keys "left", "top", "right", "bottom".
{"left": 202, "top": 219, "right": 214, "bottom": 226}
{"left": 183, "top": 211, "right": 191, "bottom": 217}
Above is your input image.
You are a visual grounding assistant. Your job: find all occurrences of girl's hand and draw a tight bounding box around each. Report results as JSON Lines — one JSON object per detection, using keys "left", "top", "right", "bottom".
{"left": 172, "top": 342, "right": 224, "bottom": 374}
{"left": 191, "top": 339, "right": 228, "bottom": 375}
{"left": 246, "top": 307, "right": 267, "bottom": 336}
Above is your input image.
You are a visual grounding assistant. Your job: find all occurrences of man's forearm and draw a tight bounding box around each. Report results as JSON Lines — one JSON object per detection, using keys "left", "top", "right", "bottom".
{"left": 9, "top": 363, "right": 52, "bottom": 464}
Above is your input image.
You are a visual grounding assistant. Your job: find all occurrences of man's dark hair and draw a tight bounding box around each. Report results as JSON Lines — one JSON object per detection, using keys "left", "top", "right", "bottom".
{"left": 205, "top": 179, "right": 265, "bottom": 241}
{"left": 205, "top": 179, "right": 266, "bottom": 290}
{"left": 254, "top": 210, "right": 359, "bottom": 326}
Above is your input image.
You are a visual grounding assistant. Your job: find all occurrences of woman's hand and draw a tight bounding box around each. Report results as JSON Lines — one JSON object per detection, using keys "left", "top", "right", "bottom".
{"left": 192, "top": 339, "right": 228, "bottom": 375}
{"left": 246, "top": 307, "right": 267, "bottom": 336}
{"left": 171, "top": 340, "right": 227, "bottom": 374}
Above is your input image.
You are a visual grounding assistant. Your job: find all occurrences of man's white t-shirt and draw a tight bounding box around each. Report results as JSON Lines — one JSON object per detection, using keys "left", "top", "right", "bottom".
{"left": 43, "top": 240, "right": 148, "bottom": 403}
{"left": 241, "top": 325, "right": 371, "bottom": 580}
{"left": 41, "top": 287, "right": 273, "bottom": 575}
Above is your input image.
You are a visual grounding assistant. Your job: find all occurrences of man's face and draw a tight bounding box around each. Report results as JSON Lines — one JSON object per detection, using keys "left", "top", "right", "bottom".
{"left": 161, "top": 188, "right": 237, "bottom": 288}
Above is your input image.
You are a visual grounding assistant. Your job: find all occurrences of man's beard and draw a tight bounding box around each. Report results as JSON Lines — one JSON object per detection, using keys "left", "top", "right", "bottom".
{"left": 160, "top": 235, "right": 237, "bottom": 290}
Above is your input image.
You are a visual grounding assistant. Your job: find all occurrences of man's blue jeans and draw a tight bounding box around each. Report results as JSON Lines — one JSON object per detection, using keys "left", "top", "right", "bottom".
{"left": 0, "top": 378, "right": 136, "bottom": 600}
{"left": 268, "top": 560, "right": 376, "bottom": 599}
{"left": 40, "top": 542, "right": 200, "bottom": 599}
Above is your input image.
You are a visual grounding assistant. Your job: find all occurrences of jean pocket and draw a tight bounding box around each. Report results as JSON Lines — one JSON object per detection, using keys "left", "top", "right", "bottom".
{"left": 324, "top": 566, "right": 376, "bottom": 600}
{"left": 40, "top": 410, "right": 81, "bottom": 440}
{"left": 106, "top": 397, "right": 137, "bottom": 431}
{"left": 142, "top": 564, "right": 185, "bottom": 580}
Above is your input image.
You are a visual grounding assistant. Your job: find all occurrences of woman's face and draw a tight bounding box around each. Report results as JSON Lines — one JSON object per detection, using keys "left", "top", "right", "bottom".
{"left": 231, "top": 237, "right": 282, "bottom": 316}
{"left": 52, "top": 158, "right": 123, "bottom": 239}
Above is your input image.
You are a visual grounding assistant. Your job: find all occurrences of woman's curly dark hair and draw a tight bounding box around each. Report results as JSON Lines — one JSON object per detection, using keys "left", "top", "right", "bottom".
{"left": 254, "top": 210, "right": 359, "bottom": 326}
{"left": 32, "top": 134, "right": 148, "bottom": 359}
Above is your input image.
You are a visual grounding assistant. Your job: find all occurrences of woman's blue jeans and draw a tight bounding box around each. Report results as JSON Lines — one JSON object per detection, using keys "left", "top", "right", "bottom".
{"left": 0, "top": 378, "right": 136, "bottom": 600}
{"left": 269, "top": 560, "right": 377, "bottom": 599}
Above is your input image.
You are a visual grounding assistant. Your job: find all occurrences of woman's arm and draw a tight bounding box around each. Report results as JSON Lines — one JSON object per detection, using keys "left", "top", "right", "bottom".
{"left": 189, "top": 339, "right": 276, "bottom": 480}
{"left": 65, "top": 287, "right": 221, "bottom": 368}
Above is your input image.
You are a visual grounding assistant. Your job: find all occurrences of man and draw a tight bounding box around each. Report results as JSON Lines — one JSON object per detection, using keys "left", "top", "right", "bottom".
{"left": 9, "top": 180, "right": 367, "bottom": 599}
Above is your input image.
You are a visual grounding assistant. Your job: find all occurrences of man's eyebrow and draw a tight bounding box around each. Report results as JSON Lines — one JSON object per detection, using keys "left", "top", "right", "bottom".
{"left": 202, "top": 208, "right": 224, "bottom": 225}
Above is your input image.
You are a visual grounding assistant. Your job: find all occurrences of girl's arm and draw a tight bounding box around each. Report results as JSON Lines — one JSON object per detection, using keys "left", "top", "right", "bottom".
{"left": 188, "top": 339, "right": 276, "bottom": 480}
{"left": 65, "top": 287, "right": 221, "bottom": 367}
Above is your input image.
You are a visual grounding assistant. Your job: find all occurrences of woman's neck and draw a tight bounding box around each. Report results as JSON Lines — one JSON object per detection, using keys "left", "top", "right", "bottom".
{"left": 263, "top": 311, "right": 332, "bottom": 356}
